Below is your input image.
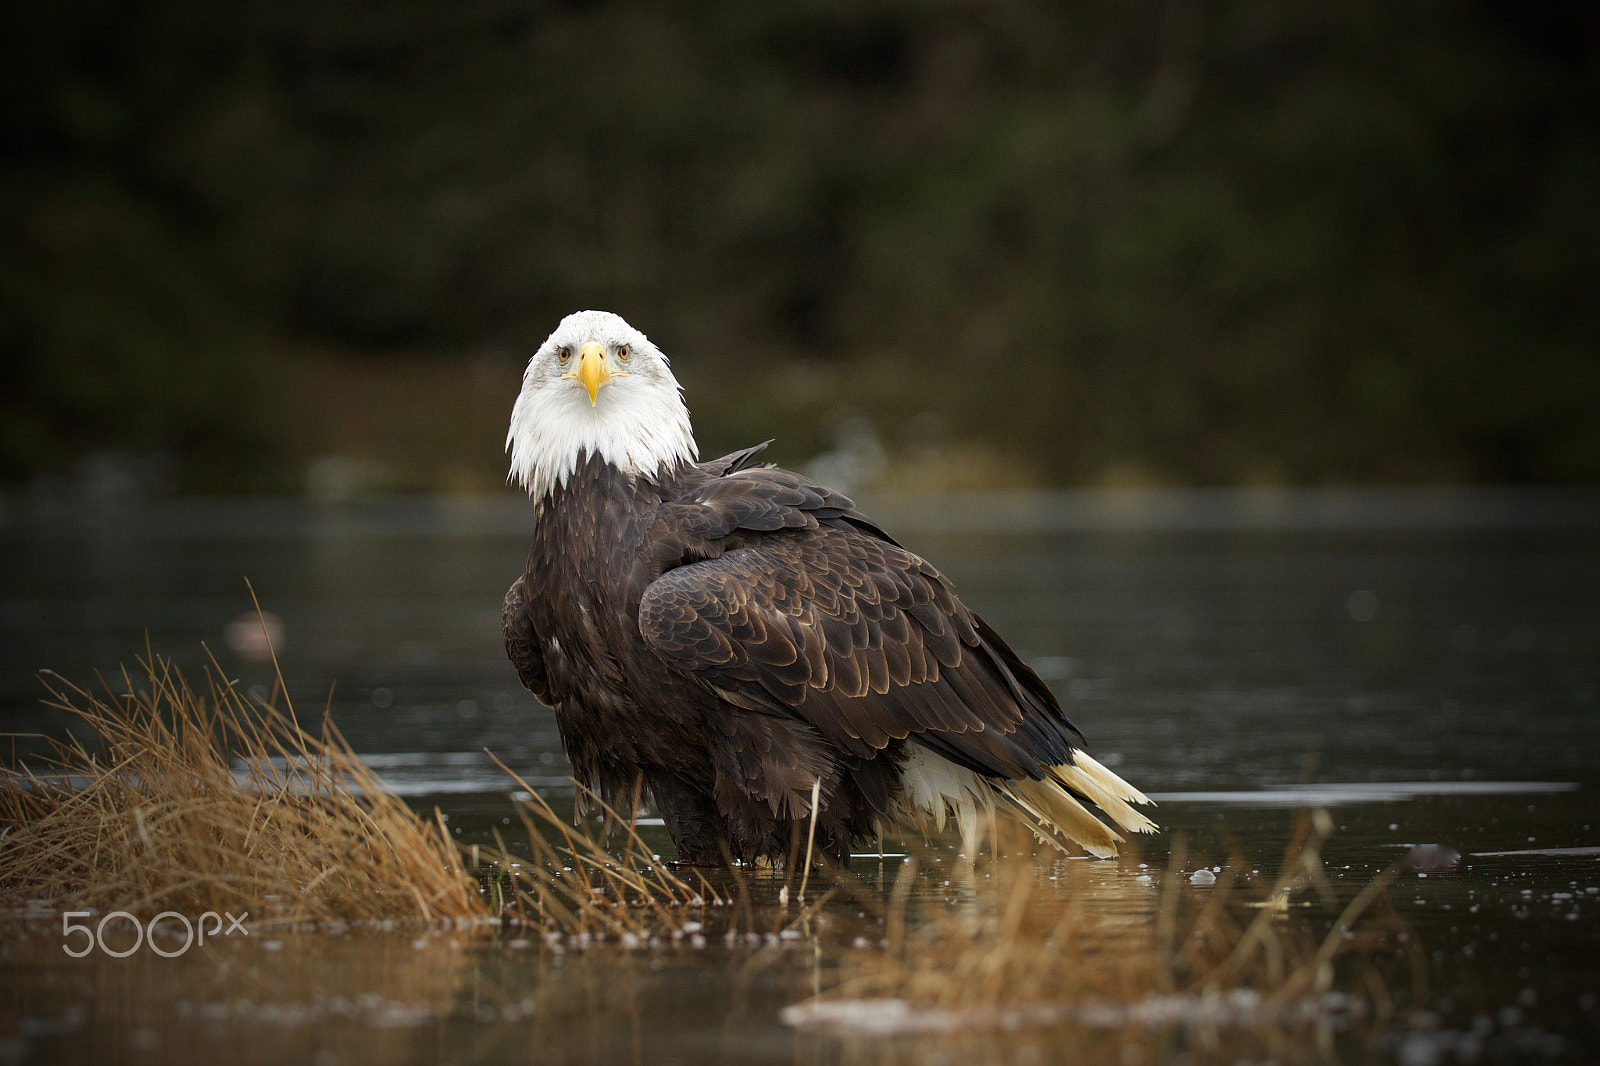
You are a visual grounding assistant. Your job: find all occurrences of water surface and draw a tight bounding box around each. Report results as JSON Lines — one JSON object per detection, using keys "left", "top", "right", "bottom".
{"left": 3, "top": 488, "right": 1597, "bottom": 1063}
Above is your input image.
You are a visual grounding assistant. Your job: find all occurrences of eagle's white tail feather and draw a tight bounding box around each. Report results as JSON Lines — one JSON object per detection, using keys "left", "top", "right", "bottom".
{"left": 1050, "top": 753, "right": 1160, "bottom": 835}
{"left": 900, "top": 747, "right": 1158, "bottom": 859}
{"left": 998, "top": 778, "right": 1123, "bottom": 858}
{"left": 1070, "top": 750, "right": 1153, "bottom": 805}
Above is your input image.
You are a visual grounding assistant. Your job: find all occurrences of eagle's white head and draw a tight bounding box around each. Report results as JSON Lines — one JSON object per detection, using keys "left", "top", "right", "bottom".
{"left": 506, "top": 310, "right": 697, "bottom": 501}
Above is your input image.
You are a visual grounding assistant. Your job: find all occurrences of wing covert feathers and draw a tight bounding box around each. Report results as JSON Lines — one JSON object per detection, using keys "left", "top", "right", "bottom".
{"left": 633, "top": 457, "right": 1159, "bottom": 858}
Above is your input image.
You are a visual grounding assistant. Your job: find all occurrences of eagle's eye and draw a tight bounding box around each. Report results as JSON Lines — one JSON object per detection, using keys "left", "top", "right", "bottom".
{"left": 557, "top": 346, "right": 572, "bottom": 364}
{"left": 616, "top": 343, "right": 631, "bottom": 362}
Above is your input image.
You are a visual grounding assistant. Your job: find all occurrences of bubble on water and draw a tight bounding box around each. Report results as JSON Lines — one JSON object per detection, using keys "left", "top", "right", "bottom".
{"left": 1189, "top": 870, "right": 1216, "bottom": 887}
{"left": 1346, "top": 589, "right": 1380, "bottom": 622}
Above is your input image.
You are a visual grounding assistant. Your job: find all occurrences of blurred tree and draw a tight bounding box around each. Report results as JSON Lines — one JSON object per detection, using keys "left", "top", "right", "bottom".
{"left": 0, "top": 0, "right": 291, "bottom": 488}
{"left": 3, "top": 0, "right": 1596, "bottom": 490}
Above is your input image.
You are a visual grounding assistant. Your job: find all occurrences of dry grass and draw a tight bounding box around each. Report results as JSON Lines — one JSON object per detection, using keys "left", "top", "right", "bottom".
{"left": 0, "top": 651, "right": 488, "bottom": 925}
{"left": 786, "top": 809, "right": 1414, "bottom": 1049}
{"left": 479, "top": 758, "right": 729, "bottom": 937}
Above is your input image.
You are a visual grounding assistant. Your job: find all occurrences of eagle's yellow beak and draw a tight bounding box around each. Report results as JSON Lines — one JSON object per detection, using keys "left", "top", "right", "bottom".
{"left": 562, "top": 342, "right": 626, "bottom": 405}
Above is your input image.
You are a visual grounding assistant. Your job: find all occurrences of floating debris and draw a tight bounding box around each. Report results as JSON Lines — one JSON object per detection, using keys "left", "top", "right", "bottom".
{"left": 1473, "top": 846, "right": 1600, "bottom": 859}
{"left": 783, "top": 989, "right": 1370, "bottom": 1036}
{"left": 1402, "top": 844, "right": 1462, "bottom": 873}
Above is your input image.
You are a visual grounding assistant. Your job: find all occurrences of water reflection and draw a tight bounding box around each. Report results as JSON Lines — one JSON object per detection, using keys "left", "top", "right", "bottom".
{"left": 0, "top": 846, "right": 1307, "bottom": 1066}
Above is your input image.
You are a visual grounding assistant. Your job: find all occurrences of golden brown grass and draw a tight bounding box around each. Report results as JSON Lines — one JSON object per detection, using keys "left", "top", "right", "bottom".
{"left": 786, "top": 809, "right": 1413, "bottom": 1050}
{"left": 480, "top": 758, "right": 729, "bottom": 937}
{"left": 0, "top": 652, "right": 488, "bottom": 925}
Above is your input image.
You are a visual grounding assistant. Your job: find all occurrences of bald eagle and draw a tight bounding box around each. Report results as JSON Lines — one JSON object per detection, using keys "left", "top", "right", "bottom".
{"left": 503, "top": 310, "right": 1156, "bottom": 864}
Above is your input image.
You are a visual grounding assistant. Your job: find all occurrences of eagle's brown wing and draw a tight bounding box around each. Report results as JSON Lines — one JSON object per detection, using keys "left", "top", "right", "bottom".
{"left": 637, "top": 466, "right": 1083, "bottom": 781}
{"left": 503, "top": 575, "right": 551, "bottom": 705}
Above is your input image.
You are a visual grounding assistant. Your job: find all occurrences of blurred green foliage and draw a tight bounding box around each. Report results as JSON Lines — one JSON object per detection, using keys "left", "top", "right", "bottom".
{"left": 3, "top": 0, "right": 1597, "bottom": 490}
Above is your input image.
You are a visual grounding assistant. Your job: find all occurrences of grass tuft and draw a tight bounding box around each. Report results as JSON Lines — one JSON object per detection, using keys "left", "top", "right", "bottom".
{"left": 787, "top": 810, "right": 1413, "bottom": 1047}
{"left": 0, "top": 652, "right": 487, "bottom": 925}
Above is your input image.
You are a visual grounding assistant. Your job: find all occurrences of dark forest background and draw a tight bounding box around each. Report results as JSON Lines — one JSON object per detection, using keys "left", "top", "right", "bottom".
{"left": 4, "top": 0, "right": 1597, "bottom": 496}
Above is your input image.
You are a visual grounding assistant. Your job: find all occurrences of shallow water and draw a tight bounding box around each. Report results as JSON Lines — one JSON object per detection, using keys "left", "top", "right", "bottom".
{"left": 3, "top": 488, "right": 1598, "bottom": 1063}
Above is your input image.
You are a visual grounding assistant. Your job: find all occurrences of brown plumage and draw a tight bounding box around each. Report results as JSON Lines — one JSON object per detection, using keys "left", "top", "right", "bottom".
{"left": 503, "top": 311, "right": 1156, "bottom": 864}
